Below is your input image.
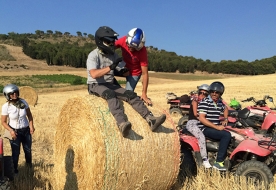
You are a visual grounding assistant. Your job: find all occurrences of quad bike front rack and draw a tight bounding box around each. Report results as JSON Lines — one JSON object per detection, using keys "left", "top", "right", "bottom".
{"left": 258, "top": 135, "right": 276, "bottom": 150}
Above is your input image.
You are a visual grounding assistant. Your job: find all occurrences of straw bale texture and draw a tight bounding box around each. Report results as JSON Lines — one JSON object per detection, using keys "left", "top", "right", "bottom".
{"left": 19, "top": 86, "right": 38, "bottom": 106}
{"left": 54, "top": 95, "right": 180, "bottom": 190}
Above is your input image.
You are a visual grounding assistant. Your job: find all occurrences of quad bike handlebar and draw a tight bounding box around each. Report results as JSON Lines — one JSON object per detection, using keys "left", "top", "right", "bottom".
{"left": 241, "top": 95, "right": 275, "bottom": 108}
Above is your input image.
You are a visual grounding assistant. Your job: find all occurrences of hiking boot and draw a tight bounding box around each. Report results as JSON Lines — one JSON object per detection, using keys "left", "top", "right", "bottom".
{"left": 202, "top": 160, "right": 212, "bottom": 169}
{"left": 212, "top": 162, "right": 226, "bottom": 171}
{"left": 146, "top": 114, "right": 166, "bottom": 131}
{"left": 118, "top": 121, "right": 132, "bottom": 137}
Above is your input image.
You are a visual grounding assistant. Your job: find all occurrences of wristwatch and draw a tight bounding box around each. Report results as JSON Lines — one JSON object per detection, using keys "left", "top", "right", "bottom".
{"left": 224, "top": 118, "right": 228, "bottom": 121}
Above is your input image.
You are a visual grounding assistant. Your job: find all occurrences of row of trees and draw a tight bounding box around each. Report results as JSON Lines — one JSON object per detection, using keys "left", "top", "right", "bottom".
{"left": 0, "top": 32, "right": 275, "bottom": 75}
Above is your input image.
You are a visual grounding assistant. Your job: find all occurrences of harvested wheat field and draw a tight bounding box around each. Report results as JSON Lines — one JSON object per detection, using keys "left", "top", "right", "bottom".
{"left": 0, "top": 70, "right": 276, "bottom": 189}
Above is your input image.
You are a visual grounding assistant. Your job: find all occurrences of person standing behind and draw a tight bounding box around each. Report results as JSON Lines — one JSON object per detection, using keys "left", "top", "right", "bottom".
{"left": 197, "top": 81, "right": 231, "bottom": 171}
{"left": 115, "top": 28, "right": 152, "bottom": 106}
{"left": 87, "top": 26, "right": 166, "bottom": 137}
{"left": 186, "top": 84, "right": 212, "bottom": 169}
{"left": 1, "top": 84, "right": 35, "bottom": 174}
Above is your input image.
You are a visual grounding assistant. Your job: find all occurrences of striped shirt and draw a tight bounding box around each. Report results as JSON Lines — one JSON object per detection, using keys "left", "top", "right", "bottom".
{"left": 197, "top": 96, "right": 225, "bottom": 130}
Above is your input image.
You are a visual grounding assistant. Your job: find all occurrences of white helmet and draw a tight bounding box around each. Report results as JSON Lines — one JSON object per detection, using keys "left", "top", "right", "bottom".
{"left": 126, "top": 28, "right": 146, "bottom": 51}
{"left": 198, "top": 84, "right": 210, "bottom": 92}
{"left": 3, "top": 84, "right": 19, "bottom": 100}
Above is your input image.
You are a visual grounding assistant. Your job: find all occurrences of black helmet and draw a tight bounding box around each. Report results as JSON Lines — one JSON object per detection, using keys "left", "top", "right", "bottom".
{"left": 3, "top": 84, "right": 19, "bottom": 100}
{"left": 95, "top": 26, "right": 119, "bottom": 55}
{"left": 209, "top": 81, "right": 225, "bottom": 95}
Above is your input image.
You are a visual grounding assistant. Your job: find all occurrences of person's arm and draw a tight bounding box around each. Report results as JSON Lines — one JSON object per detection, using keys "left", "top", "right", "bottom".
{"left": 221, "top": 106, "right": 229, "bottom": 126}
{"left": 198, "top": 113, "right": 225, "bottom": 131}
{"left": 90, "top": 67, "right": 111, "bottom": 79}
{"left": 26, "top": 107, "right": 35, "bottom": 134}
{"left": 140, "top": 66, "right": 152, "bottom": 105}
{"left": 88, "top": 54, "right": 122, "bottom": 79}
{"left": 192, "top": 100, "right": 198, "bottom": 117}
{"left": 1, "top": 115, "right": 17, "bottom": 139}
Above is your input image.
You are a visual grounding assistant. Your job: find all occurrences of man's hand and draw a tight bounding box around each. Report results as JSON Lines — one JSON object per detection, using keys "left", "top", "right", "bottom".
{"left": 141, "top": 95, "right": 153, "bottom": 106}
{"left": 216, "top": 125, "right": 225, "bottom": 130}
{"left": 109, "top": 57, "right": 123, "bottom": 70}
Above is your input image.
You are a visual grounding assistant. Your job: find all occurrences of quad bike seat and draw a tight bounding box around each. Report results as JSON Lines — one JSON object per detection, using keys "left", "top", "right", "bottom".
{"left": 179, "top": 94, "right": 191, "bottom": 104}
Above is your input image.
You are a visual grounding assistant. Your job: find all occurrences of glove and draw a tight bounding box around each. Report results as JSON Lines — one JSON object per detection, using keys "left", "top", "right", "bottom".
{"left": 109, "top": 57, "right": 123, "bottom": 70}
{"left": 119, "top": 67, "right": 129, "bottom": 76}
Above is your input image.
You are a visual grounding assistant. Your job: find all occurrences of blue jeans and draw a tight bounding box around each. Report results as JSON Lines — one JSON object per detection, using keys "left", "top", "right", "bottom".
{"left": 10, "top": 127, "right": 32, "bottom": 172}
{"left": 203, "top": 127, "right": 231, "bottom": 162}
{"left": 125, "top": 75, "right": 141, "bottom": 91}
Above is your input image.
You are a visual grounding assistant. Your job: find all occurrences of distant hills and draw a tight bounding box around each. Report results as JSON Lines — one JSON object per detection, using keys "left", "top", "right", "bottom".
{"left": 0, "top": 31, "right": 275, "bottom": 75}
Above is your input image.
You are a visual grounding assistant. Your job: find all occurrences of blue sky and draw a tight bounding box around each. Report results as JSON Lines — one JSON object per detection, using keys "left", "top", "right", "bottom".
{"left": 1, "top": 0, "right": 275, "bottom": 62}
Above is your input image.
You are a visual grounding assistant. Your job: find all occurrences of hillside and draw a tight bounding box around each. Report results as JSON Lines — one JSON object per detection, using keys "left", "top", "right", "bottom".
{"left": 0, "top": 44, "right": 87, "bottom": 77}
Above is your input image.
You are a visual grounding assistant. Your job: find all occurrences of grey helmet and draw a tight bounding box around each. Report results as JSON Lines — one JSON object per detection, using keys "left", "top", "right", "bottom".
{"left": 209, "top": 81, "right": 225, "bottom": 95}
{"left": 3, "top": 84, "right": 19, "bottom": 100}
{"left": 198, "top": 84, "right": 209, "bottom": 92}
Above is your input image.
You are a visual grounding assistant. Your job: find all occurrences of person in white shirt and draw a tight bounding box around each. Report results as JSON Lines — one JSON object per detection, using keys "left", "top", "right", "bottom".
{"left": 1, "top": 84, "right": 35, "bottom": 174}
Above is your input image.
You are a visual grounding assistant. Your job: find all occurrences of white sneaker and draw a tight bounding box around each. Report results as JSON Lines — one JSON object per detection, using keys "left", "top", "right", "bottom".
{"left": 202, "top": 160, "right": 212, "bottom": 169}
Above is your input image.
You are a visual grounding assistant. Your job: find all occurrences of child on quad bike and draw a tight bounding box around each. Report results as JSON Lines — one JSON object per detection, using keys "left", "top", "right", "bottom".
{"left": 186, "top": 84, "right": 212, "bottom": 169}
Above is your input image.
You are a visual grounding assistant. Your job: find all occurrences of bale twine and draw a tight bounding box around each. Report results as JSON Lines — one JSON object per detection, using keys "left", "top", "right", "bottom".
{"left": 54, "top": 95, "right": 180, "bottom": 190}
{"left": 19, "top": 86, "right": 38, "bottom": 107}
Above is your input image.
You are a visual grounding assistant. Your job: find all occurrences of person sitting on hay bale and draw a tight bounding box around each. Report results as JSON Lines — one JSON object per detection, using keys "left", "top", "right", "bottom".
{"left": 86, "top": 26, "right": 166, "bottom": 137}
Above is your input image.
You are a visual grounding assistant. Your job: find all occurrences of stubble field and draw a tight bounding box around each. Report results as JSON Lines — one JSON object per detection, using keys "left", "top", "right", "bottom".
{"left": 1, "top": 44, "right": 276, "bottom": 189}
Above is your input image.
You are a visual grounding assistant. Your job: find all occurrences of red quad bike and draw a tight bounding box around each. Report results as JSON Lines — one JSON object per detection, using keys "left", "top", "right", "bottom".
{"left": 239, "top": 96, "right": 276, "bottom": 134}
{"left": 0, "top": 138, "right": 14, "bottom": 189}
{"left": 165, "top": 91, "right": 196, "bottom": 117}
{"left": 176, "top": 108, "right": 276, "bottom": 188}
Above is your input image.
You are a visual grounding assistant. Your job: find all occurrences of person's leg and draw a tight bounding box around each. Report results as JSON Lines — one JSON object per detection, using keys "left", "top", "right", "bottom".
{"left": 125, "top": 75, "right": 141, "bottom": 91}
{"left": 113, "top": 86, "right": 166, "bottom": 131}
{"left": 21, "top": 129, "right": 32, "bottom": 167}
{"left": 10, "top": 136, "right": 22, "bottom": 173}
{"left": 89, "top": 83, "right": 126, "bottom": 126}
{"left": 203, "top": 128, "right": 231, "bottom": 162}
{"left": 186, "top": 120, "right": 207, "bottom": 159}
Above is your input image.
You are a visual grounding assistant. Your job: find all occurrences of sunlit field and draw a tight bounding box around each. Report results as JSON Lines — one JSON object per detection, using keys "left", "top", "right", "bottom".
{"left": 0, "top": 70, "right": 276, "bottom": 189}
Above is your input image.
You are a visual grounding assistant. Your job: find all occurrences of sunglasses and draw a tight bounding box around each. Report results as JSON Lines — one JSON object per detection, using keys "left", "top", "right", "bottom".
{"left": 210, "top": 90, "right": 220, "bottom": 95}
{"left": 8, "top": 91, "right": 19, "bottom": 96}
{"left": 198, "top": 91, "right": 208, "bottom": 96}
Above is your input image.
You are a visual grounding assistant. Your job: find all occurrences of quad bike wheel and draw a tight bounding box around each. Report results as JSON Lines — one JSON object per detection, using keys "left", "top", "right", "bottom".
{"left": 172, "top": 143, "right": 197, "bottom": 189}
{"left": 169, "top": 108, "right": 182, "bottom": 117}
{"left": 0, "top": 179, "right": 10, "bottom": 190}
{"left": 235, "top": 160, "right": 273, "bottom": 188}
{"left": 178, "top": 115, "right": 189, "bottom": 126}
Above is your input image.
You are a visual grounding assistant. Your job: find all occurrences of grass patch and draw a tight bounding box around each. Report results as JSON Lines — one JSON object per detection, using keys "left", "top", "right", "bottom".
{"left": 0, "top": 74, "right": 126, "bottom": 91}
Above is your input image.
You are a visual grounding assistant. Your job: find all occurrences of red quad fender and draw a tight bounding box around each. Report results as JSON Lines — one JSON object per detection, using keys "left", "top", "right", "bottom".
{"left": 179, "top": 134, "right": 200, "bottom": 152}
{"left": 229, "top": 139, "right": 271, "bottom": 160}
{"left": 261, "top": 113, "right": 276, "bottom": 130}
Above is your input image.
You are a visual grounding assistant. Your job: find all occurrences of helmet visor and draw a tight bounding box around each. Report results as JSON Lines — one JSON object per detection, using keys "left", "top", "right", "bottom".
{"left": 7, "top": 90, "right": 19, "bottom": 96}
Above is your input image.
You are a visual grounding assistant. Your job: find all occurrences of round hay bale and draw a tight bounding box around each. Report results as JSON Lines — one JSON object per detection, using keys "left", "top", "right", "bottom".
{"left": 19, "top": 86, "right": 38, "bottom": 107}
{"left": 54, "top": 95, "right": 180, "bottom": 190}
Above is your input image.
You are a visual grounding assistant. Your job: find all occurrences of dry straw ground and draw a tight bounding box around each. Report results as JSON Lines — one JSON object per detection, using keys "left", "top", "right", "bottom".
{"left": 1, "top": 44, "right": 276, "bottom": 189}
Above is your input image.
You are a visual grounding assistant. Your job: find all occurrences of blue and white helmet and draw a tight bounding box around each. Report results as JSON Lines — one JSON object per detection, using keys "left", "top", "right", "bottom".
{"left": 126, "top": 28, "right": 146, "bottom": 51}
